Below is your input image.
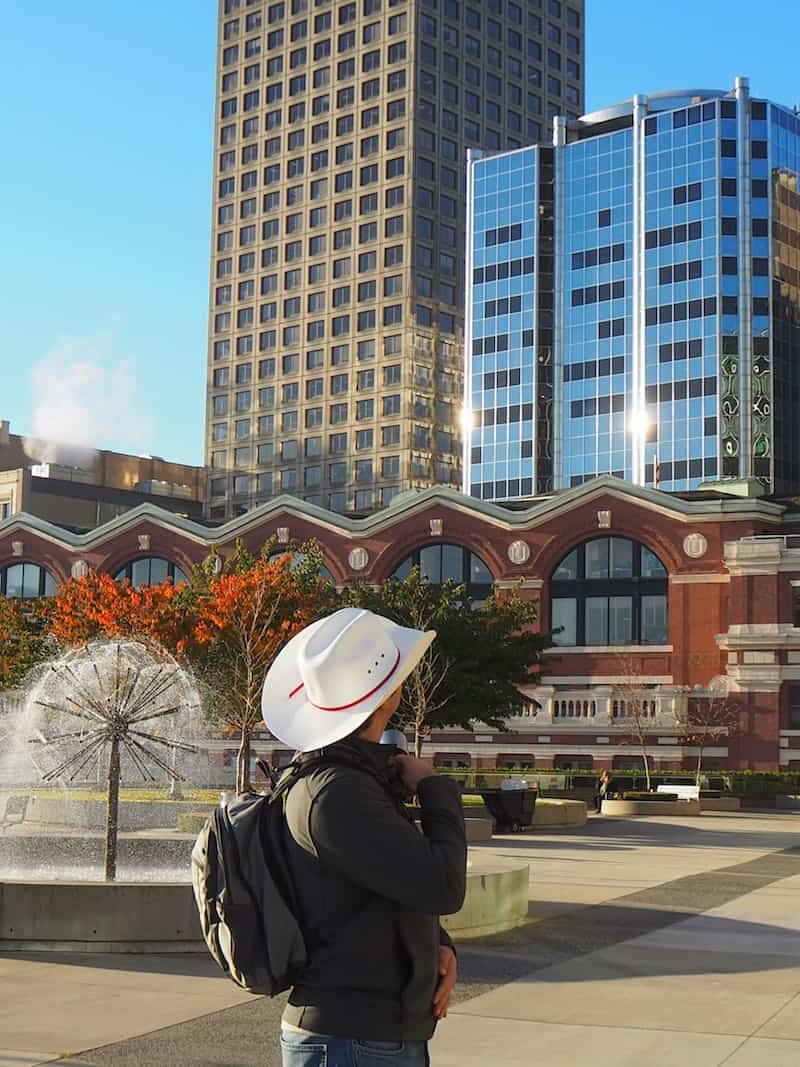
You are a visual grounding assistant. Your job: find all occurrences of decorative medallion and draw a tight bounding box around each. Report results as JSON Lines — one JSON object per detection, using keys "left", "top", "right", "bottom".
{"left": 507, "top": 539, "right": 531, "bottom": 565}
{"left": 205, "top": 553, "right": 223, "bottom": 576}
{"left": 137, "top": 534, "right": 151, "bottom": 551}
{"left": 276, "top": 526, "right": 290, "bottom": 544}
{"left": 348, "top": 546, "right": 369, "bottom": 571}
{"left": 429, "top": 518, "right": 443, "bottom": 536}
{"left": 683, "top": 532, "right": 708, "bottom": 559}
{"left": 597, "top": 510, "right": 612, "bottom": 529}
{"left": 11, "top": 540, "right": 23, "bottom": 557}
{"left": 71, "top": 559, "right": 89, "bottom": 580}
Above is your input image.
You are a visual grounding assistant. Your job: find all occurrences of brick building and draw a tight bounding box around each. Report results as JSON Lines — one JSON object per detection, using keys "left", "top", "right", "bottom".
{"left": 2, "top": 476, "right": 799, "bottom": 771}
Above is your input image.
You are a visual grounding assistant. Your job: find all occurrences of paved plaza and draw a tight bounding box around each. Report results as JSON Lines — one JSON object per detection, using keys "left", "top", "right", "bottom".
{"left": 2, "top": 810, "right": 799, "bottom": 1066}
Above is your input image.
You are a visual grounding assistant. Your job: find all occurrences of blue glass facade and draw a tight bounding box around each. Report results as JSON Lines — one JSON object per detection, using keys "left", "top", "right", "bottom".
{"left": 465, "top": 82, "right": 800, "bottom": 499}
{"left": 467, "top": 148, "right": 538, "bottom": 499}
{"left": 561, "top": 127, "right": 633, "bottom": 486}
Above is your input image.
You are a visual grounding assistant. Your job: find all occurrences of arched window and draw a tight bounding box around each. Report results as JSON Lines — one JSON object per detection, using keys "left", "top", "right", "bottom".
{"left": 114, "top": 558, "right": 189, "bottom": 588}
{"left": 268, "top": 550, "right": 335, "bottom": 584}
{"left": 392, "top": 543, "right": 493, "bottom": 602}
{"left": 1, "top": 562, "right": 57, "bottom": 599}
{"left": 550, "top": 537, "right": 668, "bottom": 647}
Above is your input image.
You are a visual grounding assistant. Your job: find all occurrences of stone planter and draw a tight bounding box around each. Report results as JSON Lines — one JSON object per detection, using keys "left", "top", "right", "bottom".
{"left": 700, "top": 796, "right": 741, "bottom": 812}
{"left": 602, "top": 798, "right": 702, "bottom": 816}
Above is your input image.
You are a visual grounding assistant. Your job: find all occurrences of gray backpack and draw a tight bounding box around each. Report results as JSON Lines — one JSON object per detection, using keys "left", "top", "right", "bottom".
{"left": 191, "top": 752, "right": 389, "bottom": 995}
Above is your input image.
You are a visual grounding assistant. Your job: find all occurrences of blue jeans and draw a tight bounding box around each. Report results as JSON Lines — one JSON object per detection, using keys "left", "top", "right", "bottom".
{"left": 280, "top": 1027, "right": 430, "bottom": 1067}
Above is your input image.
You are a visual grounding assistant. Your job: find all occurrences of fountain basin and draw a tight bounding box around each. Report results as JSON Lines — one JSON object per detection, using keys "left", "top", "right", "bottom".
{"left": 0, "top": 880, "right": 202, "bottom": 952}
{"left": 1, "top": 857, "right": 529, "bottom": 951}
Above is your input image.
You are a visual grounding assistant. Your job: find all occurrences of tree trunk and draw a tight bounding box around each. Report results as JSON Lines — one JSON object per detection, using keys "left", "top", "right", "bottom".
{"left": 415, "top": 724, "right": 423, "bottom": 758}
{"left": 168, "top": 744, "right": 184, "bottom": 800}
{"left": 237, "top": 726, "right": 251, "bottom": 794}
{"left": 104, "top": 738, "right": 121, "bottom": 882}
{"left": 695, "top": 742, "right": 704, "bottom": 789}
{"left": 640, "top": 739, "right": 652, "bottom": 791}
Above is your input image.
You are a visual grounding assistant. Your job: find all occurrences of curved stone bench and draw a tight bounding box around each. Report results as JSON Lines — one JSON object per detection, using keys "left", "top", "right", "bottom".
{"left": 440, "top": 858, "right": 529, "bottom": 940}
{"left": 532, "top": 799, "right": 587, "bottom": 828}
{"left": 602, "top": 798, "right": 702, "bottom": 816}
{"left": 464, "top": 816, "right": 493, "bottom": 843}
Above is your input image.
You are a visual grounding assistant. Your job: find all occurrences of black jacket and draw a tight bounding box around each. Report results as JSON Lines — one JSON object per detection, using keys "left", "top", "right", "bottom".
{"left": 281, "top": 738, "right": 467, "bottom": 1041}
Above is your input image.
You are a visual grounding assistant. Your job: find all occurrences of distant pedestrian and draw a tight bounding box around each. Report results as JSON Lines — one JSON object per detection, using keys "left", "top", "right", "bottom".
{"left": 595, "top": 769, "right": 612, "bottom": 812}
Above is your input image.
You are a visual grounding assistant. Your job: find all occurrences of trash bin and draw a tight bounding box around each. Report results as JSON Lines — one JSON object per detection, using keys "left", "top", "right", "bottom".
{"left": 478, "top": 788, "right": 537, "bottom": 832}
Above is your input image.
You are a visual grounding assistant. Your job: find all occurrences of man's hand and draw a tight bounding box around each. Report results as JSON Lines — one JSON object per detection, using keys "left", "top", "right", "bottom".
{"left": 392, "top": 753, "right": 436, "bottom": 795}
{"left": 433, "top": 945, "right": 457, "bottom": 1019}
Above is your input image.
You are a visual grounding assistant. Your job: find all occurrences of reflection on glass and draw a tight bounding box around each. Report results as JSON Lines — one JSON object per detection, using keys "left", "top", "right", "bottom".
{"left": 641, "top": 547, "right": 667, "bottom": 577}
{"left": 4, "top": 564, "right": 24, "bottom": 598}
{"left": 393, "top": 557, "right": 412, "bottom": 580}
{"left": 115, "top": 558, "right": 190, "bottom": 588}
{"left": 132, "top": 559, "right": 150, "bottom": 588}
{"left": 608, "top": 596, "right": 633, "bottom": 643}
{"left": 553, "top": 548, "right": 578, "bottom": 580}
{"left": 392, "top": 544, "right": 494, "bottom": 601}
{"left": 551, "top": 598, "right": 577, "bottom": 645}
{"left": 585, "top": 597, "right": 608, "bottom": 645}
{"left": 150, "top": 557, "right": 169, "bottom": 585}
{"left": 419, "top": 545, "right": 442, "bottom": 584}
{"left": 641, "top": 595, "right": 668, "bottom": 643}
{"left": 268, "top": 550, "right": 334, "bottom": 583}
{"left": 1, "top": 563, "right": 56, "bottom": 599}
{"left": 470, "top": 552, "right": 493, "bottom": 585}
{"left": 585, "top": 539, "right": 609, "bottom": 579}
{"left": 22, "top": 566, "right": 40, "bottom": 599}
{"left": 442, "top": 543, "right": 463, "bottom": 583}
{"left": 610, "top": 538, "right": 633, "bottom": 578}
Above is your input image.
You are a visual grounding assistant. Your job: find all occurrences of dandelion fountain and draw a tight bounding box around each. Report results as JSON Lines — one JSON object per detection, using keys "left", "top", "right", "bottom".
{"left": 0, "top": 639, "right": 213, "bottom": 951}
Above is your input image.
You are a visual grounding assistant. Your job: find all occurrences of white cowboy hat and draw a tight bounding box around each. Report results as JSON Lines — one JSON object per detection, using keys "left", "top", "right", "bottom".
{"left": 261, "top": 607, "right": 435, "bottom": 752}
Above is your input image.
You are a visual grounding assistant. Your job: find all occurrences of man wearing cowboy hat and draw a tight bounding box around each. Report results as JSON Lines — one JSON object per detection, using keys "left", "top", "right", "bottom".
{"left": 262, "top": 607, "right": 468, "bottom": 1066}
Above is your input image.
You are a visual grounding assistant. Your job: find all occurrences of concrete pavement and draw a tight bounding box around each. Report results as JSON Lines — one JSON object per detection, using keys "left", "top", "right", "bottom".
{"left": 2, "top": 810, "right": 799, "bottom": 1066}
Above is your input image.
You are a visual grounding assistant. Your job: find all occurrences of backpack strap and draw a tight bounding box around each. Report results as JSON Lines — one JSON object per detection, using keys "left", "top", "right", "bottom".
{"left": 269, "top": 749, "right": 406, "bottom": 810}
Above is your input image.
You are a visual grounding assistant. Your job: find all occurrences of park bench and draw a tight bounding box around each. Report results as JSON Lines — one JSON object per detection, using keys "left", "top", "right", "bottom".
{"left": 657, "top": 784, "right": 700, "bottom": 801}
{"left": 0, "top": 794, "right": 30, "bottom": 832}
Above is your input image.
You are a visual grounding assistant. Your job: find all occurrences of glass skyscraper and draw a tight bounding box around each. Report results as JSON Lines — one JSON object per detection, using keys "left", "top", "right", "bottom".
{"left": 465, "top": 79, "right": 800, "bottom": 498}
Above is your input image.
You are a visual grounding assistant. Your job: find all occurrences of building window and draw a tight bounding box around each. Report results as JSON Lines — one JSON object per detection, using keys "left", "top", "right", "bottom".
{"left": 392, "top": 544, "right": 493, "bottom": 603}
{"left": 550, "top": 538, "right": 668, "bottom": 647}
{"left": 114, "top": 558, "right": 189, "bottom": 589}
{"left": 0, "top": 562, "right": 57, "bottom": 599}
{"left": 789, "top": 685, "right": 800, "bottom": 729}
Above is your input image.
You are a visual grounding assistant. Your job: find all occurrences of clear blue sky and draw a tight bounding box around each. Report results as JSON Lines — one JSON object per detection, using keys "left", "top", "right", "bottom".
{"left": 1, "top": 1, "right": 798, "bottom": 467}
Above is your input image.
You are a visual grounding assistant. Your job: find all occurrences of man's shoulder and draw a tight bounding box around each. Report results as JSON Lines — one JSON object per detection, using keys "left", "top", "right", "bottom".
{"left": 296, "top": 756, "right": 388, "bottom": 802}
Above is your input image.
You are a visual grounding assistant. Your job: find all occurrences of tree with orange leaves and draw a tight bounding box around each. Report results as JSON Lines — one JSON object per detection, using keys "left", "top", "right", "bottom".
{"left": 45, "top": 570, "right": 196, "bottom": 654}
{"left": 187, "top": 539, "right": 336, "bottom": 792}
{"left": 0, "top": 595, "right": 52, "bottom": 690}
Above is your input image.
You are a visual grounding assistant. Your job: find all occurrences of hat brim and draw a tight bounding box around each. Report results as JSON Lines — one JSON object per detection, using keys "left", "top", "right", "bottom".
{"left": 262, "top": 615, "right": 435, "bottom": 752}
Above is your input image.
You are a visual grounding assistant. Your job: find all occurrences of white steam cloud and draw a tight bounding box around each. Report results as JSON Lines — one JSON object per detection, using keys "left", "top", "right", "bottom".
{"left": 23, "top": 330, "right": 151, "bottom": 468}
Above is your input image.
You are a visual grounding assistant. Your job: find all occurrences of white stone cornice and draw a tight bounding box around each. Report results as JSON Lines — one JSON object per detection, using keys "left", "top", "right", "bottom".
{"left": 670, "top": 572, "right": 730, "bottom": 584}
{"left": 717, "top": 624, "right": 800, "bottom": 650}
{"left": 494, "top": 578, "right": 544, "bottom": 590}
